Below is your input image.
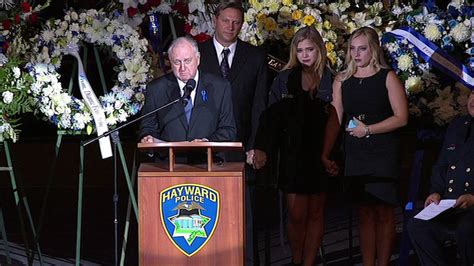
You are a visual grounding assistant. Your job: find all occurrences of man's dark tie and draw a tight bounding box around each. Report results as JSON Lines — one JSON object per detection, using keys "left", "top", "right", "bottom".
{"left": 184, "top": 96, "right": 193, "bottom": 123}
{"left": 220, "top": 48, "right": 230, "bottom": 79}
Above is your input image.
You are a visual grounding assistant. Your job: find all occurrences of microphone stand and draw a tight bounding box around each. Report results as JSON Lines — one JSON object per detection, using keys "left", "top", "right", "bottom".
{"left": 81, "top": 95, "right": 184, "bottom": 266}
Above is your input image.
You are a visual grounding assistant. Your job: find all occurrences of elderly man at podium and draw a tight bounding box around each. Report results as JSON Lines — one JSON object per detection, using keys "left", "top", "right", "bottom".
{"left": 139, "top": 36, "right": 236, "bottom": 148}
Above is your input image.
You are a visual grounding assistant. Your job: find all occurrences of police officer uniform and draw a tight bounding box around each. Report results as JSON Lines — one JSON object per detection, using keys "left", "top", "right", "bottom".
{"left": 407, "top": 115, "right": 474, "bottom": 265}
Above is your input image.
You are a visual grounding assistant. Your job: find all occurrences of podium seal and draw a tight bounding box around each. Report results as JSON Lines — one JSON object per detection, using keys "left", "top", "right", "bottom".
{"left": 160, "top": 183, "right": 220, "bottom": 256}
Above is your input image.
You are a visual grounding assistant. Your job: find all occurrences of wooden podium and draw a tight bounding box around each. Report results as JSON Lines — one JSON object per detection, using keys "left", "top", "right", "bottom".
{"left": 138, "top": 142, "right": 245, "bottom": 265}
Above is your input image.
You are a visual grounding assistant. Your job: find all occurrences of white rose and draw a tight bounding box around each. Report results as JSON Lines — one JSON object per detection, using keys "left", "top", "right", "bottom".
{"left": 2, "top": 91, "right": 14, "bottom": 104}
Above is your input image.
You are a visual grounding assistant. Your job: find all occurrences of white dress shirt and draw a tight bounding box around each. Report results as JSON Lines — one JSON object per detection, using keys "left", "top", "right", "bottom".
{"left": 213, "top": 37, "right": 237, "bottom": 67}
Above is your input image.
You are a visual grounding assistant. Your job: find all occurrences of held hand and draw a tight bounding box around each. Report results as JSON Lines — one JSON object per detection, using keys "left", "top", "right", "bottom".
{"left": 346, "top": 118, "right": 366, "bottom": 138}
{"left": 454, "top": 194, "right": 474, "bottom": 209}
{"left": 321, "top": 157, "right": 339, "bottom": 176}
{"left": 424, "top": 193, "right": 441, "bottom": 207}
{"left": 252, "top": 149, "right": 267, "bottom": 170}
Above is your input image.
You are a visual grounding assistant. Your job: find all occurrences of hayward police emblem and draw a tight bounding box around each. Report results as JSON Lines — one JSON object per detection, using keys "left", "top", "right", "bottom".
{"left": 160, "top": 184, "right": 220, "bottom": 257}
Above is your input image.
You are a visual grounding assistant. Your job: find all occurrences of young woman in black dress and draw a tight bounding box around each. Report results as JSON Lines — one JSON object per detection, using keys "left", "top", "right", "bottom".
{"left": 331, "top": 27, "right": 408, "bottom": 266}
{"left": 267, "top": 26, "right": 337, "bottom": 266}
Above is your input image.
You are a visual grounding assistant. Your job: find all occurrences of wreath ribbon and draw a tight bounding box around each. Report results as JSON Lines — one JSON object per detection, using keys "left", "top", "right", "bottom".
{"left": 384, "top": 27, "right": 474, "bottom": 90}
{"left": 65, "top": 45, "right": 112, "bottom": 159}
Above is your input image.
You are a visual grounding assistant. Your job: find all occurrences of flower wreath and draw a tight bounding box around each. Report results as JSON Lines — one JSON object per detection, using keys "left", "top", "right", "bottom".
{"left": 27, "top": 9, "right": 150, "bottom": 133}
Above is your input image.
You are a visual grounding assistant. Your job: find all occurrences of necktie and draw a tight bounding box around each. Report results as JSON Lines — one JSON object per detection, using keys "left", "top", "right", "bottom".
{"left": 184, "top": 97, "right": 192, "bottom": 123}
{"left": 220, "top": 48, "right": 230, "bottom": 79}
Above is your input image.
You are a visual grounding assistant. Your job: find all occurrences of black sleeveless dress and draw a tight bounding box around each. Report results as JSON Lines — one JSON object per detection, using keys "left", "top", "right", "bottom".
{"left": 341, "top": 69, "right": 400, "bottom": 205}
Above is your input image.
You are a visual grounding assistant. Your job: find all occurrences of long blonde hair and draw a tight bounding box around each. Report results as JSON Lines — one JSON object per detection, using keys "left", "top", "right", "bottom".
{"left": 340, "top": 27, "right": 389, "bottom": 81}
{"left": 283, "top": 26, "right": 327, "bottom": 96}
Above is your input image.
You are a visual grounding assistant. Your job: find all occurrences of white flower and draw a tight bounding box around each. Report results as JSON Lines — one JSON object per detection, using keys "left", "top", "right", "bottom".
{"left": 450, "top": 22, "right": 471, "bottom": 43}
{"left": 2, "top": 91, "right": 13, "bottom": 104}
{"left": 153, "top": 2, "right": 173, "bottom": 14}
{"left": 423, "top": 24, "right": 441, "bottom": 41}
{"left": 12, "top": 67, "right": 21, "bottom": 79}
{"left": 397, "top": 54, "right": 413, "bottom": 71}
{"left": 0, "top": 53, "right": 8, "bottom": 66}
{"left": 0, "top": 0, "right": 14, "bottom": 10}
{"left": 405, "top": 76, "right": 423, "bottom": 94}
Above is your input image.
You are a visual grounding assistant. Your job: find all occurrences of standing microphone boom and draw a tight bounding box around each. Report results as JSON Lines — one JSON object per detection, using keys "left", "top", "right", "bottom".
{"left": 182, "top": 79, "right": 196, "bottom": 105}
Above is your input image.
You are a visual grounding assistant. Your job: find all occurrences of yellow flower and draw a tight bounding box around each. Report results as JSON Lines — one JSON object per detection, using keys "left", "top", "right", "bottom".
{"left": 325, "top": 42, "right": 334, "bottom": 52}
{"left": 282, "top": 0, "right": 292, "bottom": 6}
{"left": 323, "top": 20, "right": 332, "bottom": 30}
{"left": 303, "top": 15, "right": 315, "bottom": 26}
{"left": 327, "top": 51, "right": 337, "bottom": 66}
{"left": 292, "top": 10, "right": 303, "bottom": 20}
{"left": 257, "top": 13, "right": 267, "bottom": 24}
{"left": 264, "top": 17, "right": 278, "bottom": 32}
{"left": 346, "top": 22, "right": 357, "bottom": 34}
{"left": 249, "top": 0, "right": 263, "bottom": 11}
{"left": 283, "top": 28, "right": 294, "bottom": 40}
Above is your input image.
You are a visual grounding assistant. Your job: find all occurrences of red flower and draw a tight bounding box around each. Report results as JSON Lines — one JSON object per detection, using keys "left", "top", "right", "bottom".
{"left": 15, "top": 14, "right": 20, "bottom": 24}
{"left": 127, "top": 7, "right": 138, "bottom": 17}
{"left": 2, "top": 20, "right": 11, "bottom": 30}
{"left": 2, "top": 42, "right": 9, "bottom": 51}
{"left": 21, "top": 2, "right": 32, "bottom": 13}
{"left": 193, "top": 33, "right": 212, "bottom": 43}
{"left": 171, "top": 1, "right": 189, "bottom": 17}
{"left": 28, "top": 13, "right": 38, "bottom": 24}
{"left": 183, "top": 23, "right": 192, "bottom": 34}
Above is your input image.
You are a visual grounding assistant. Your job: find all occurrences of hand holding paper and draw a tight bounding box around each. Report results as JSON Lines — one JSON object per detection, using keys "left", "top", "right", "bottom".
{"left": 414, "top": 199, "right": 456, "bottom": 220}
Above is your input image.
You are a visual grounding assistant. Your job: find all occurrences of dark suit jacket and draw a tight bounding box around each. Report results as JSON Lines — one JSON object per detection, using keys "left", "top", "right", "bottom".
{"left": 139, "top": 72, "right": 236, "bottom": 142}
{"left": 198, "top": 39, "right": 268, "bottom": 152}
{"left": 430, "top": 115, "right": 474, "bottom": 199}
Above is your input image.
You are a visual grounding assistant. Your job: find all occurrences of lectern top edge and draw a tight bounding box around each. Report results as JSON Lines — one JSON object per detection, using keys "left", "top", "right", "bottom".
{"left": 137, "top": 141, "right": 243, "bottom": 149}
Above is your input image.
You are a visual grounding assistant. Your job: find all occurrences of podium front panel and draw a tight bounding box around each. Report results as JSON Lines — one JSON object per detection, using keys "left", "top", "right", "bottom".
{"left": 138, "top": 162, "right": 244, "bottom": 266}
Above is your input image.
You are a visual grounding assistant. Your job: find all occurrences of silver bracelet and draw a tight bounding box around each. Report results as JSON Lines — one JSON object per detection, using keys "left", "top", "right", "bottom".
{"left": 364, "top": 125, "right": 371, "bottom": 138}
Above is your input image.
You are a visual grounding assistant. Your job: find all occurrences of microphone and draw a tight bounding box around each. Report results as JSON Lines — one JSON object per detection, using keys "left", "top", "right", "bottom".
{"left": 182, "top": 79, "right": 196, "bottom": 105}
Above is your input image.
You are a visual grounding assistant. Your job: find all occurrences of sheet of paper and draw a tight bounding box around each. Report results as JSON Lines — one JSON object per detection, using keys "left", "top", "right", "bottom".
{"left": 414, "top": 199, "right": 456, "bottom": 220}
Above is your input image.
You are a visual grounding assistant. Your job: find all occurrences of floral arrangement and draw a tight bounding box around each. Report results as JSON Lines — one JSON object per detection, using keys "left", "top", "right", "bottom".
{"left": 382, "top": 1, "right": 473, "bottom": 126}
{"left": 239, "top": 0, "right": 395, "bottom": 71}
{"left": 27, "top": 9, "right": 151, "bottom": 133}
{"left": 0, "top": 54, "right": 34, "bottom": 142}
{"left": 110, "top": 0, "right": 213, "bottom": 42}
{"left": 238, "top": 0, "right": 473, "bottom": 127}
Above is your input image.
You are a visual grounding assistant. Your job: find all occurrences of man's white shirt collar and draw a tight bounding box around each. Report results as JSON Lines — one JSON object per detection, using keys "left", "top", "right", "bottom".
{"left": 177, "top": 71, "right": 199, "bottom": 105}
{"left": 213, "top": 37, "right": 237, "bottom": 67}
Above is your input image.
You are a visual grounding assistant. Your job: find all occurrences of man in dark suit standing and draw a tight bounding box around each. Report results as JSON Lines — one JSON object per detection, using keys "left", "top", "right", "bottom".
{"left": 198, "top": 1, "right": 268, "bottom": 264}
{"left": 139, "top": 36, "right": 236, "bottom": 144}
{"left": 407, "top": 90, "right": 474, "bottom": 265}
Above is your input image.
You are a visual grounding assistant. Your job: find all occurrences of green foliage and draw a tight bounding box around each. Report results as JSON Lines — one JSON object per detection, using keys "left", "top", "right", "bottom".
{"left": 0, "top": 56, "right": 35, "bottom": 142}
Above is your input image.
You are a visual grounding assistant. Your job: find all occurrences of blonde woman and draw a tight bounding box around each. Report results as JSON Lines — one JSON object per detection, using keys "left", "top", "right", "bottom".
{"left": 266, "top": 26, "right": 336, "bottom": 266}
{"left": 330, "top": 27, "right": 408, "bottom": 266}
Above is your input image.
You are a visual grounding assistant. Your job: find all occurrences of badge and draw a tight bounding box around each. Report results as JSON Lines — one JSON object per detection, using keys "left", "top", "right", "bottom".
{"left": 160, "top": 184, "right": 220, "bottom": 256}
